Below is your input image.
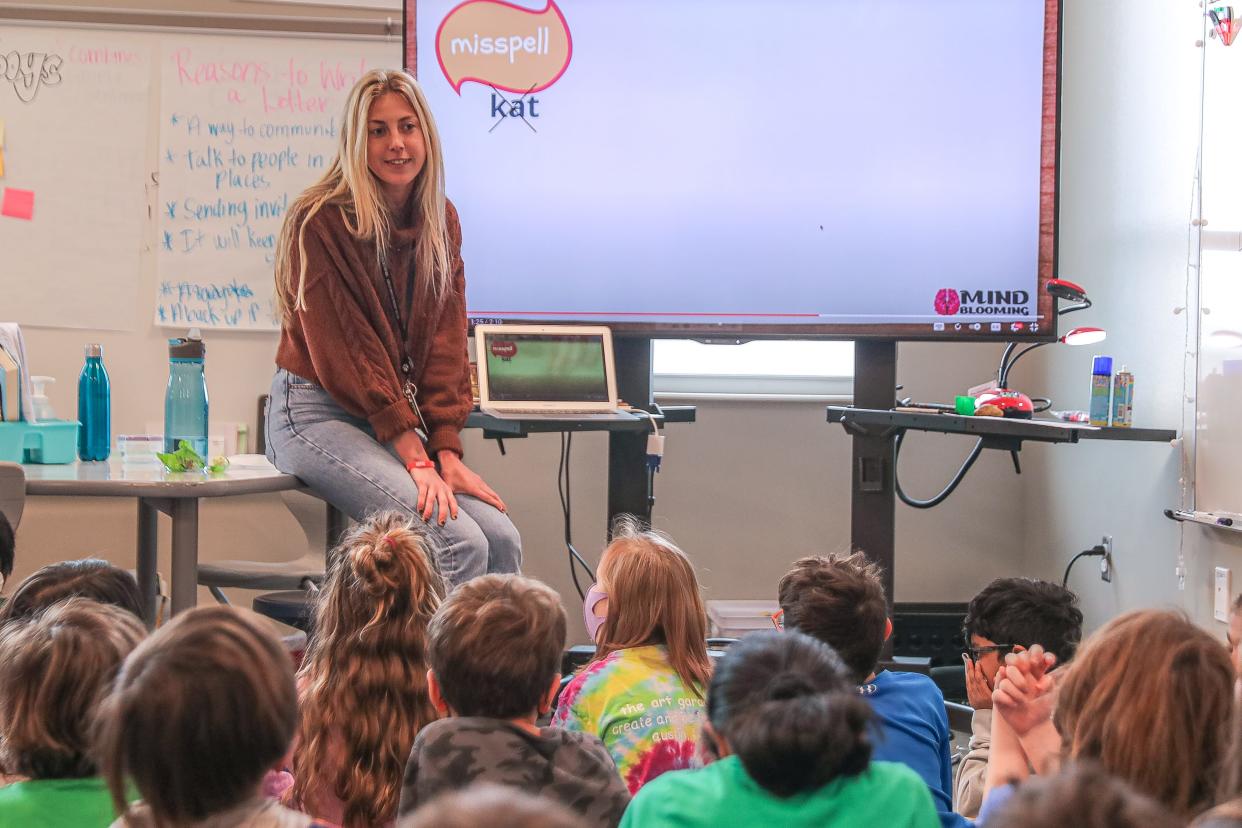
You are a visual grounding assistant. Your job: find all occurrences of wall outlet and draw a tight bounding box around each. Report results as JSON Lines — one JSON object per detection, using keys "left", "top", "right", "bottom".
{"left": 1215, "top": 567, "right": 1232, "bottom": 623}
{"left": 1100, "top": 535, "right": 1113, "bottom": 583}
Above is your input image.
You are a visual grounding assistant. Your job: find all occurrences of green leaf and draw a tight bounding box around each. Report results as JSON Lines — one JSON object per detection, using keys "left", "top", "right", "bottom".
{"left": 157, "top": 440, "right": 208, "bottom": 472}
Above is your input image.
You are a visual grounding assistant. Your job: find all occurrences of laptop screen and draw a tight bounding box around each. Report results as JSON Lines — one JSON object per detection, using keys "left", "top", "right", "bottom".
{"left": 482, "top": 332, "right": 611, "bottom": 403}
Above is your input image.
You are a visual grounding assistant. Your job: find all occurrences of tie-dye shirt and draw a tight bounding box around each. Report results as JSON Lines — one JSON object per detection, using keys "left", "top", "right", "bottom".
{"left": 552, "top": 645, "right": 705, "bottom": 794}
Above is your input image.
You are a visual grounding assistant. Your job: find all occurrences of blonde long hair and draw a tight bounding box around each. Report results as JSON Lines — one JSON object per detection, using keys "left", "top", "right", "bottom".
{"left": 289, "top": 512, "right": 447, "bottom": 827}
{"left": 590, "top": 516, "right": 712, "bottom": 698}
{"left": 274, "top": 68, "right": 453, "bottom": 318}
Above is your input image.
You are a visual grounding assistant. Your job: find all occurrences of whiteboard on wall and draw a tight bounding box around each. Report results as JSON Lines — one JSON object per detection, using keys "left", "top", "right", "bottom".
{"left": 1195, "top": 34, "right": 1242, "bottom": 516}
{"left": 0, "top": 26, "right": 151, "bottom": 331}
{"left": 0, "top": 22, "right": 398, "bottom": 333}
{"left": 156, "top": 36, "right": 393, "bottom": 330}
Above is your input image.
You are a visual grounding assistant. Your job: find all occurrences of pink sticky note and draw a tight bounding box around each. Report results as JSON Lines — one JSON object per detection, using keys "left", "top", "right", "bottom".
{"left": 1, "top": 188, "right": 34, "bottom": 220}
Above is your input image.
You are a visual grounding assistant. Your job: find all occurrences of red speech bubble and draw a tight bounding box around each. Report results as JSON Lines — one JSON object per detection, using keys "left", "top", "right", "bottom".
{"left": 436, "top": 0, "right": 572, "bottom": 95}
{"left": 489, "top": 340, "right": 517, "bottom": 359}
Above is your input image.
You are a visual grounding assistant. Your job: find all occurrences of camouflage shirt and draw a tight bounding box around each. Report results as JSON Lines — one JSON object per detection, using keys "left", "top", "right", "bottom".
{"left": 398, "top": 717, "right": 630, "bottom": 827}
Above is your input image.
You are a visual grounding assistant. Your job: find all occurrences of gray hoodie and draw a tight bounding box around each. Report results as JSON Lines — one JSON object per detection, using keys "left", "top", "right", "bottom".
{"left": 398, "top": 718, "right": 630, "bottom": 827}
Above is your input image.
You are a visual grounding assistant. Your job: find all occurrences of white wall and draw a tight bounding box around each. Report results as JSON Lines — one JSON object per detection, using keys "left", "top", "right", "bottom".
{"left": 1021, "top": 0, "right": 1236, "bottom": 634}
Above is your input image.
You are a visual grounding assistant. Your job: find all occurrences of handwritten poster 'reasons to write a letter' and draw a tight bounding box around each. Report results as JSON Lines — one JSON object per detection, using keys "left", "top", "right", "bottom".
{"left": 0, "top": 26, "right": 149, "bottom": 332}
{"left": 157, "top": 38, "right": 391, "bottom": 331}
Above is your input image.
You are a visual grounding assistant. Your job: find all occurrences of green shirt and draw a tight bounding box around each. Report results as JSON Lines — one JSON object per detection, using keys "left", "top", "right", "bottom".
{"left": 0, "top": 777, "right": 121, "bottom": 827}
{"left": 620, "top": 755, "right": 940, "bottom": 828}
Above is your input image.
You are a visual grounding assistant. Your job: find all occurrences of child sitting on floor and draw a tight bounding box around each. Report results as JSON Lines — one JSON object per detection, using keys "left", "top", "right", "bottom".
{"left": 0, "top": 599, "right": 146, "bottom": 826}
{"left": 287, "top": 511, "right": 446, "bottom": 828}
{"left": 398, "top": 573, "right": 629, "bottom": 828}
{"left": 97, "top": 605, "right": 332, "bottom": 828}
{"left": 0, "top": 558, "right": 143, "bottom": 624}
{"left": 955, "top": 577, "right": 1082, "bottom": 819}
{"left": 778, "top": 551, "right": 962, "bottom": 827}
{"left": 981, "top": 610, "right": 1233, "bottom": 822}
{"left": 621, "top": 630, "right": 938, "bottom": 827}
{"left": 553, "top": 518, "right": 711, "bottom": 794}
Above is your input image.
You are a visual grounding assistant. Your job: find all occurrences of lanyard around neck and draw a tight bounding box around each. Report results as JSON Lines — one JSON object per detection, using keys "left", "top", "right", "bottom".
{"left": 378, "top": 250, "right": 416, "bottom": 377}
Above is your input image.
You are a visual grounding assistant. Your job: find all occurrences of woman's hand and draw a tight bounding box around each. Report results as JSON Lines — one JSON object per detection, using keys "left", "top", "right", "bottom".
{"left": 438, "top": 452, "right": 507, "bottom": 513}
{"left": 408, "top": 465, "right": 457, "bottom": 525}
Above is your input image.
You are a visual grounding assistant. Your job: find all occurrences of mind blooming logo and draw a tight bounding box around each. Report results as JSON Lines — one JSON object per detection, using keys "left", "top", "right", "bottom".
{"left": 934, "top": 288, "right": 1032, "bottom": 316}
{"left": 436, "top": 0, "right": 572, "bottom": 95}
{"left": 934, "top": 289, "right": 960, "bottom": 316}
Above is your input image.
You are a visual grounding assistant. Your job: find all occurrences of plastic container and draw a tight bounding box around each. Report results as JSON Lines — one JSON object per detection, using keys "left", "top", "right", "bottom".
{"left": 78, "top": 344, "right": 111, "bottom": 461}
{"left": 706, "top": 600, "right": 782, "bottom": 638}
{"left": 1089, "top": 355, "right": 1113, "bottom": 427}
{"left": 117, "top": 434, "right": 163, "bottom": 466}
{"left": 0, "top": 420, "right": 80, "bottom": 464}
{"left": 1112, "top": 366, "right": 1134, "bottom": 428}
{"left": 164, "top": 330, "right": 209, "bottom": 455}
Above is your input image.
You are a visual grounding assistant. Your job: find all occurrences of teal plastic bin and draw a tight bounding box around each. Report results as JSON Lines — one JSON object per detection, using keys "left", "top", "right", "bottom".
{"left": 0, "top": 420, "right": 80, "bottom": 464}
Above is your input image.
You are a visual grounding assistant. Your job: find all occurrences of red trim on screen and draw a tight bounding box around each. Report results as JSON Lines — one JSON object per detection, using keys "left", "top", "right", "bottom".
{"left": 469, "top": 311, "right": 822, "bottom": 318}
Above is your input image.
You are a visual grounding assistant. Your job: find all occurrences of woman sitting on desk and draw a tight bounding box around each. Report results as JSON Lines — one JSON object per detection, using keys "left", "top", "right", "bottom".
{"left": 266, "top": 68, "right": 520, "bottom": 585}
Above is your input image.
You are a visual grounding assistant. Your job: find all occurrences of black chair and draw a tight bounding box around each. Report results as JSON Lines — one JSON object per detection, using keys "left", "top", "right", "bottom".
{"left": 253, "top": 589, "right": 317, "bottom": 634}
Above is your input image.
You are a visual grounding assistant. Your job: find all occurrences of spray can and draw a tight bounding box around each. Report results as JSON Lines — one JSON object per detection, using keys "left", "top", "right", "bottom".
{"left": 1112, "top": 366, "right": 1134, "bottom": 428}
{"left": 1089, "top": 356, "right": 1113, "bottom": 427}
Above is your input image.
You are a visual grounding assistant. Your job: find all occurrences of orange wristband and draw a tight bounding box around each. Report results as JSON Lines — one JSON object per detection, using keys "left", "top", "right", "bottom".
{"left": 405, "top": 459, "right": 436, "bottom": 471}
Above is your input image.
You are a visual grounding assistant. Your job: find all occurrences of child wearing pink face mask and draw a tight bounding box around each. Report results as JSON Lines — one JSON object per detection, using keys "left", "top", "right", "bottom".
{"left": 552, "top": 518, "right": 711, "bottom": 795}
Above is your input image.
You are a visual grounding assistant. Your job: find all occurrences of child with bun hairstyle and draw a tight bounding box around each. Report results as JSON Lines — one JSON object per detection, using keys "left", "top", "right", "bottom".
{"left": 287, "top": 511, "right": 446, "bottom": 827}
{"left": 552, "top": 518, "right": 711, "bottom": 794}
{"left": 97, "top": 606, "right": 329, "bottom": 828}
{"left": 621, "top": 630, "right": 938, "bottom": 827}
{"left": 0, "top": 599, "right": 145, "bottom": 826}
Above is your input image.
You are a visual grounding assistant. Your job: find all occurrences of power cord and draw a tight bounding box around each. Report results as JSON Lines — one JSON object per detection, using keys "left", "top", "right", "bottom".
{"left": 894, "top": 429, "right": 986, "bottom": 509}
{"left": 1062, "top": 544, "right": 1109, "bottom": 588}
{"left": 558, "top": 432, "right": 595, "bottom": 600}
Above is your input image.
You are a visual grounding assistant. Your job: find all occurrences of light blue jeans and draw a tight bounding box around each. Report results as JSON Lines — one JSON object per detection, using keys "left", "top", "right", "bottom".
{"left": 265, "top": 369, "right": 521, "bottom": 585}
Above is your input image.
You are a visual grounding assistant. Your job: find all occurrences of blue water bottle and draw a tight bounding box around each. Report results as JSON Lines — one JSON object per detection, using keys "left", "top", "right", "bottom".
{"left": 164, "top": 329, "right": 209, "bottom": 455}
{"left": 77, "top": 344, "right": 111, "bottom": 461}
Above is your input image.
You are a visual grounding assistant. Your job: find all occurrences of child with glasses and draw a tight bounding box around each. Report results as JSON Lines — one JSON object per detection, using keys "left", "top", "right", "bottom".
{"left": 956, "top": 577, "right": 1082, "bottom": 819}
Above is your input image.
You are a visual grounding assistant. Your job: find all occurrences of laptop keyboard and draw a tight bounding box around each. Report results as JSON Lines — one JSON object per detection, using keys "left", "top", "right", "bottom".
{"left": 490, "top": 408, "right": 625, "bottom": 416}
{"left": 482, "top": 408, "right": 634, "bottom": 419}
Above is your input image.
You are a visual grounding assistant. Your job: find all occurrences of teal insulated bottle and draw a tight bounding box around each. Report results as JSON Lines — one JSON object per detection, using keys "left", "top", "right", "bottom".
{"left": 77, "top": 344, "right": 111, "bottom": 461}
{"left": 164, "top": 330, "right": 209, "bottom": 455}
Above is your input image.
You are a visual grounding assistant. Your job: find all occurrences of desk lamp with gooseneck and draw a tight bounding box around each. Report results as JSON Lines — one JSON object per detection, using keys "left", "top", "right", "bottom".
{"left": 974, "top": 279, "right": 1106, "bottom": 419}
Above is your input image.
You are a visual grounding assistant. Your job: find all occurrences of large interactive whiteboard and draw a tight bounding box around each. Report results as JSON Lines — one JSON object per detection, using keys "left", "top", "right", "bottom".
{"left": 409, "top": 0, "right": 1060, "bottom": 339}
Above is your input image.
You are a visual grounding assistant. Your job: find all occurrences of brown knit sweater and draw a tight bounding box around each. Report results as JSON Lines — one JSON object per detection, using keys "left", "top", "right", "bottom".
{"left": 275, "top": 199, "right": 471, "bottom": 457}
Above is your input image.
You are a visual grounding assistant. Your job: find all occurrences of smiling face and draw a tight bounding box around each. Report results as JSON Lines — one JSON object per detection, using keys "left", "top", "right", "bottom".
{"left": 365, "top": 91, "right": 427, "bottom": 208}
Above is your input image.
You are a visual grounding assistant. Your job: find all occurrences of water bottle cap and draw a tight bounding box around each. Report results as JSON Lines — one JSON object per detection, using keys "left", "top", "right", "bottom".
{"left": 1092, "top": 355, "right": 1113, "bottom": 375}
{"left": 169, "top": 336, "right": 206, "bottom": 360}
{"left": 85, "top": 344, "right": 103, "bottom": 358}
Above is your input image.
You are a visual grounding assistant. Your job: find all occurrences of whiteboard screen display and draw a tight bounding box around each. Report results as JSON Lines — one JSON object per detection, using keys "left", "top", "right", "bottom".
{"left": 407, "top": 0, "right": 1060, "bottom": 339}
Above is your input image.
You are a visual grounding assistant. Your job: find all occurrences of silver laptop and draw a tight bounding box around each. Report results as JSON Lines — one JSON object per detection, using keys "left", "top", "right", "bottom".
{"left": 474, "top": 325, "right": 636, "bottom": 420}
